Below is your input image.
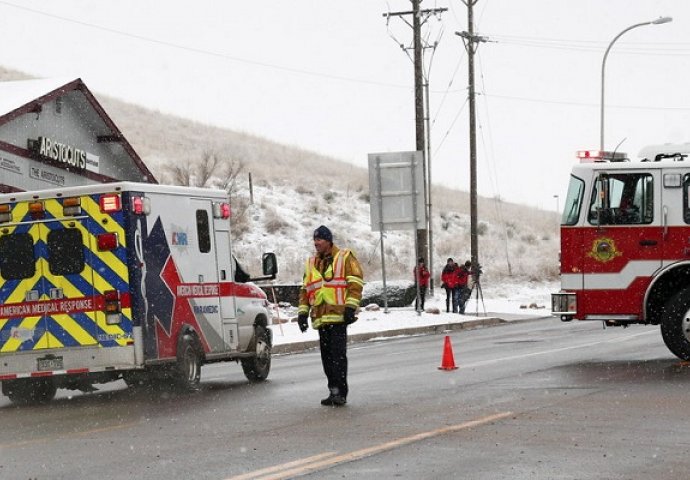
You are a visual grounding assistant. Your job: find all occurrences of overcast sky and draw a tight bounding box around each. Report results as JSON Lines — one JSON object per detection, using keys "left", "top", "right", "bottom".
{"left": 0, "top": 0, "right": 689, "bottom": 210}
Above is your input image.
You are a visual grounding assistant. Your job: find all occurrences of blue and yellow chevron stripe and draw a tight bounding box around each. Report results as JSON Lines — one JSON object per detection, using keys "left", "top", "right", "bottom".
{"left": 0, "top": 194, "right": 133, "bottom": 353}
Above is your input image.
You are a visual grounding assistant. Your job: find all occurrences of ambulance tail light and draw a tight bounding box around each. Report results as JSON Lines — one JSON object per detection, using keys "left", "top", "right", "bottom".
{"left": 29, "top": 201, "right": 45, "bottom": 219}
{"left": 213, "top": 202, "right": 231, "bottom": 219}
{"left": 0, "top": 204, "right": 11, "bottom": 223}
{"left": 131, "top": 195, "right": 151, "bottom": 215}
{"left": 99, "top": 194, "right": 122, "bottom": 213}
{"left": 97, "top": 232, "right": 119, "bottom": 251}
{"left": 62, "top": 197, "right": 82, "bottom": 216}
{"left": 104, "top": 290, "right": 121, "bottom": 325}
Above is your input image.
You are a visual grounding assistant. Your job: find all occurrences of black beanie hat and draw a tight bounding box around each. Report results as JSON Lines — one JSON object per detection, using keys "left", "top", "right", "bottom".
{"left": 313, "top": 225, "right": 333, "bottom": 243}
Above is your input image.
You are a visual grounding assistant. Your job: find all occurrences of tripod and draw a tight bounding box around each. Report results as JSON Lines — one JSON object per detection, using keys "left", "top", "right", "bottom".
{"left": 469, "top": 272, "right": 486, "bottom": 316}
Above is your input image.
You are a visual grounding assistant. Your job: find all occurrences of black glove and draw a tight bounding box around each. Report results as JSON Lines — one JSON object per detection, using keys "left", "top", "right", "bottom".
{"left": 344, "top": 307, "right": 357, "bottom": 325}
{"left": 297, "top": 313, "right": 309, "bottom": 333}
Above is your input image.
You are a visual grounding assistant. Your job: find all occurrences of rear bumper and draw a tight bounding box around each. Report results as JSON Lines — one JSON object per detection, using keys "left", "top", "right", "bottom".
{"left": 0, "top": 345, "right": 137, "bottom": 381}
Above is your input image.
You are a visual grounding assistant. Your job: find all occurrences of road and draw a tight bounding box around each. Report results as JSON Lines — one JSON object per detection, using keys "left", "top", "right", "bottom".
{"left": 2, "top": 317, "right": 689, "bottom": 479}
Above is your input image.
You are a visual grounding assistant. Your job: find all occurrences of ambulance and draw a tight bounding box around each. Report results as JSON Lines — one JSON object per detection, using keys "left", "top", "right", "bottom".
{"left": 0, "top": 182, "right": 277, "bottom": 404}
{"left": 551, "top": 144, "right": 690, "bottom": 360}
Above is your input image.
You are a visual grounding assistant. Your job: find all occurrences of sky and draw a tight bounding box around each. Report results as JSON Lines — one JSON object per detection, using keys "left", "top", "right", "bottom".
{"left": 0, "top": 0, "right": 689, "bottom": 211}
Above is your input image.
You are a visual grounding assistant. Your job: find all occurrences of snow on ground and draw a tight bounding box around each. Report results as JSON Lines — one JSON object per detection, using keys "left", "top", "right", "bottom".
{"left": 268, "top": 280, "right": 557, "bottom": 346}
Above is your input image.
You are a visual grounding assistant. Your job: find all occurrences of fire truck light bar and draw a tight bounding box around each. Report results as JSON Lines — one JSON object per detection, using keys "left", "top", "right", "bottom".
{"left": 576, "top": 150, "right": 628, "bottom": 162}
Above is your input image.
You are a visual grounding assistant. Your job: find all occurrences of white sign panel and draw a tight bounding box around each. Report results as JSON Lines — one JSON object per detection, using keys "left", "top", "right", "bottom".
{"left": 368, "top": 151, "right": 426, "bottom": 231}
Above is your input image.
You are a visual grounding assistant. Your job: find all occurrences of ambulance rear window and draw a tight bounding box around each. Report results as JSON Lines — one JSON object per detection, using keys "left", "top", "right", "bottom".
{"left": 196, "top": 209, "right": 211, "bottom": 253}
{"left": 0, "top": 233, "right": 36, "bottom": 280}
{"left": 47, "top": 228, "right": 85, "bottom": 275}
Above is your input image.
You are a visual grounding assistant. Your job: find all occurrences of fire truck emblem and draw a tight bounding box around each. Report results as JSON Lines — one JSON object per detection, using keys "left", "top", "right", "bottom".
{"left": 587, "top": 237, "right": 622, "bottom": 263}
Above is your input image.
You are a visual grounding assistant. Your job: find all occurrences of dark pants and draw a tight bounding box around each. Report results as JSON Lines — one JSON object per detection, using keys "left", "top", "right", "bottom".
{"left": 458, "top": 286, "right": 471, "bottom": 314}
{"left": 445, "top": 287, "right": 452, "bottom": 312}
{"left": 415, "top": 285, "right": 427, "bottom": 311}
{"left": 318, "top": 323, "right": 348, "bottom": 398}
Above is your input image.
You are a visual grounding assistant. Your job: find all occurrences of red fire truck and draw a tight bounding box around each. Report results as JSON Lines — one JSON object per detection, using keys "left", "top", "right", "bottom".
{"left": 552, "top": 145, "right": 690, "bottom": 360}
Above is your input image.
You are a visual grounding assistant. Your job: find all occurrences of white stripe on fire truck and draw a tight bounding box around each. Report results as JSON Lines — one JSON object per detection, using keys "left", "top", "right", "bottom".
{"left": 561, "top": 260, "right": 661, "bottom": 290}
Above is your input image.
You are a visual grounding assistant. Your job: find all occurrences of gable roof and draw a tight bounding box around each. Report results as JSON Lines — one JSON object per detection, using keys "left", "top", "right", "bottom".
{"left": 0, "top": 77, "right": 75, "bottom": 116}
{"left": 0, "top": 77, "right": 157, "bottom": 183}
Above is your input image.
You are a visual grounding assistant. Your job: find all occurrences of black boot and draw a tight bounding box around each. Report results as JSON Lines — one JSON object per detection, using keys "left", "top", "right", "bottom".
{"left": 321, "top": 394, "right": 346, "bottom": 406}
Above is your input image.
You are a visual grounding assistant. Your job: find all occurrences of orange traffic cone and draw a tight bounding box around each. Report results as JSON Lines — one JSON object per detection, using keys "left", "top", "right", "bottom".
{"left": 438, "top": 335, "right": 459, "bottom": 370}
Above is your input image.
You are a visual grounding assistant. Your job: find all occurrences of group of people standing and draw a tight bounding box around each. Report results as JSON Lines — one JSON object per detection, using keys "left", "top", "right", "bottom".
{"left": 412, "top": 257, "right": 474, "bottom": 313}
{"left": 441, "top": 258, "right": 473, "bottom": 314}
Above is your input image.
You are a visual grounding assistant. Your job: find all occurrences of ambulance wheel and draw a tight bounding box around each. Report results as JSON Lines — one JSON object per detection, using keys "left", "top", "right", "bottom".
{"left": 2, "top": 378, "right": 57, "bottom": 405}
{"left": 242, "top": 325, "right": 271, "bottom": 382}
{"left": 661, "top": 288, "right": 690, "bottom": 361}
{"left": 175, "top": 334, "right": 202, "bottom": 391}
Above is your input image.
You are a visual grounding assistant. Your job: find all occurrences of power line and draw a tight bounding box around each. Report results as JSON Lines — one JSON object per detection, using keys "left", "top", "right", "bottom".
{"left": 0, "top": 0, "right": 414, "bottom": 90}
{"left": 480, "top": 93, "right": 690, "bottom": 111}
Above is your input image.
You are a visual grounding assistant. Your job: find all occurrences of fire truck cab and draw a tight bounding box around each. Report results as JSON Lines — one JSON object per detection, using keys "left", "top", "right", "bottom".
{"left": 552, "top": 144, "right": 690, "bottom": 360}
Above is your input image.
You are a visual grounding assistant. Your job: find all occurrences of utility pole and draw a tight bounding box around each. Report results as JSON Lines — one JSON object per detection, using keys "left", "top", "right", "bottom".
{"left": 383, "top": 1, "right": 447, "bottom": 270}
{"left": 455, "top": 0, "right": 486, "bottom": 271}
{"left": 412, "top": 0, "right": 426, "bottom": 266}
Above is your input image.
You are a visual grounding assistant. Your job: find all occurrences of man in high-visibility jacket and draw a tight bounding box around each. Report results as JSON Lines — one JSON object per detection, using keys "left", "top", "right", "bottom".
{"left": 298, "top": 225, "right": 364, "bottom": 406}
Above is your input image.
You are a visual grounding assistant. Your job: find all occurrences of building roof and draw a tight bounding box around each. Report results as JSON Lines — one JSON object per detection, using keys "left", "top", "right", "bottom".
{"left": 0, "top": 77, "right": 76, "bottom": 116}
{"left": 0, "top": 77, "right": 157, "bottom": 185}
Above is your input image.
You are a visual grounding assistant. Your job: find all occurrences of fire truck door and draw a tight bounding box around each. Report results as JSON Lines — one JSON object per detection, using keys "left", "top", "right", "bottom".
{"left": 213, "top": 216, "right": 238, "bottom": 350}
{"left": 582, "top": 171, "right": 662, "bottom": 299}
{"left": 34, "top": 217, "right": 98, "bottom": 349}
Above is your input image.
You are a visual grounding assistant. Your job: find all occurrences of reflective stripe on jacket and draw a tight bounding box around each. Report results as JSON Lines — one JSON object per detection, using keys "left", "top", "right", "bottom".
{"left": 298, "top": 246, "right": 364, "bottom": 329}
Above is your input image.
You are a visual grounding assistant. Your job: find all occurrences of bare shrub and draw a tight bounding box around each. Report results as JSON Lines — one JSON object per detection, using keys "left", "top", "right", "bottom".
{"left": 295, "top": 185, "right": 313, "bottom": 195}
{"left": 520, "top": 233, "right": 538, "bottom": 245}
{"left": 264, "top": 208, "right": 289, "bottom": 234}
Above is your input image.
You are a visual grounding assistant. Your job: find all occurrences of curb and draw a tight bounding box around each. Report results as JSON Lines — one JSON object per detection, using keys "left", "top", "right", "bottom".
{"left": 271, "top": 315, "right": 546, "bottom": 355}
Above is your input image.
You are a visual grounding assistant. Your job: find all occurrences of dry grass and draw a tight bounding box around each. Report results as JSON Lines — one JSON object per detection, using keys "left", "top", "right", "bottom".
{"left": 1, "top": 67, "right": 560, "bottom": 283}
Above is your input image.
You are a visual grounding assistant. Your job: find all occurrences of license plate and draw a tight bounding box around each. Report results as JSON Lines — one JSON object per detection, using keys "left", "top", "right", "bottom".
{"left": 37, "top": 356, "right": 63, "bottom": 371}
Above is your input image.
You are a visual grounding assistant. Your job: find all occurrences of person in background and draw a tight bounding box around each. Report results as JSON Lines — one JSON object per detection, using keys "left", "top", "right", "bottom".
{"left": 413, "top": 257, "right": 431, "bottom": 312}
{"left": 297, "top": 225, "right": 364, "bottom": 407}
{"left": 457, "top": 260, "right": 472, "bottom": 314}
{"left": 441, "top": 257, "right": 460, "bottom": 313}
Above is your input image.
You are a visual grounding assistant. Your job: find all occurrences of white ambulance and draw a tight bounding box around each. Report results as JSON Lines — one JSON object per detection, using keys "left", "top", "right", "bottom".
{"left": 0, "top": 182, "right": 277, "bottom": 404}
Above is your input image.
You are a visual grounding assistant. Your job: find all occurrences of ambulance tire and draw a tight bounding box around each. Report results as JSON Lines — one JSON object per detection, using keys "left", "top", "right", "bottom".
{"left": 175, "top": 334, "right": 202, "bottom": 391}
{"left": 242, "top": 325, "right": 271, "bottom": 382}
{"left": 661, "top": 288, "right": 690, "bottom": 361}
{"left": 2, "top": 378, "right": 57, "bottom": 405}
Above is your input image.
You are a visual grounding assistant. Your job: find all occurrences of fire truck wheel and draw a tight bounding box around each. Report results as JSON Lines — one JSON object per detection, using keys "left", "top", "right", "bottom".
{"left": 175, "top": 334, "right": 202, "bottom": 391}
{"left": 661, "top": 288, "right": 690, "bottom": 361}
{"left": 242, "top": 325, "right": 271, "bottom": 382}
{"left": 2, "top": 378, "right": 57, "bottom": 405}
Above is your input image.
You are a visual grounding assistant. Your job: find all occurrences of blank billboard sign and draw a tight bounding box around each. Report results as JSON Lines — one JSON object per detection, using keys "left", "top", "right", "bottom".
{"left": 368, "top": 151, "right": 425, "bottom": 232}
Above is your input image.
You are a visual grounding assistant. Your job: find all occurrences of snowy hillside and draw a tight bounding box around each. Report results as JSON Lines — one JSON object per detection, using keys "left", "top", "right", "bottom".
{"left": 0, "top": 67, "right": 560, "bottom": 286}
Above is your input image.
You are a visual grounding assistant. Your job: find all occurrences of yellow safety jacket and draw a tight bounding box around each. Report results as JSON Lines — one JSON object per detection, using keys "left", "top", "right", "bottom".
{"left": 298, "top": 246, "right": 364, "bottom": 329}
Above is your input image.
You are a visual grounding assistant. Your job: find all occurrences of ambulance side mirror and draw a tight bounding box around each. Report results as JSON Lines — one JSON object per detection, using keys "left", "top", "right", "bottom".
{"left": 262, "top": 252, "right": 278, "bottom": 279}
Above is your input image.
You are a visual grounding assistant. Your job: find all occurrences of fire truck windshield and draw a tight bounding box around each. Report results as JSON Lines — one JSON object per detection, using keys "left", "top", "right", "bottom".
{"left": 562, "top": 175, "right": 584, "bottom": 225}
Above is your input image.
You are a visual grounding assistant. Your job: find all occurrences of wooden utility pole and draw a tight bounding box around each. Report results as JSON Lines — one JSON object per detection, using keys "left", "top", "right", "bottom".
{"left": 456, "top": 0, "right": 486, "bottom": 270}
{"left": 383, "top": 1, "right": 447, "bottom": 267}
{"left": 412, "top": 0, "right": 426, "bottom": 264}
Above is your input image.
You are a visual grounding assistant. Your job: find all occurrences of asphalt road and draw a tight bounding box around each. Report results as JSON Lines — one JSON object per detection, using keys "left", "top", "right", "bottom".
{"left": 2, "top": 317, "right": 689, "bottom": 480}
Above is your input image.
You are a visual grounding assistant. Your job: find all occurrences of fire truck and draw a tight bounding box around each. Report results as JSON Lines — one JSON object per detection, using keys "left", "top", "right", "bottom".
{"left": 0, "top": 182, "right": 277, "bottom": 404}
{"left": 552, "top": 144, "right": 690, "bottom": 360}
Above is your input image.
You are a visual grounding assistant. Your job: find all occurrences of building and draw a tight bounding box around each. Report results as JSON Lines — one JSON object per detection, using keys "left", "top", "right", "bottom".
{"left": 0, "top": 77, "right": 156, "bottom": 193}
